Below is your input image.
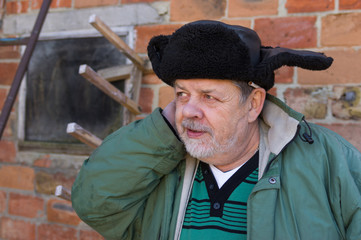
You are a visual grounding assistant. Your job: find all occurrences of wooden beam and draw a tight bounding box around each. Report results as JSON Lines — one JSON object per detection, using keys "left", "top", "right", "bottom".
{"left": 128, "top": 66, "right": 142, "bottom": 123}
{"left": 97, "top": 64, "right": 133, "bottom": 82}
{"left": 122, "top": 66, "right": 143, "bottom": 125}
{"left": 143, "top": 58, "right": 155, "bottom": 75}
{"left": 55, "top": 185, "right": 71, "bottom": 201}
{"left": 89, "top": 15, "right": 145, "bottom": 72}
{"left": 79, "top": 64, "right": 142, "bottom": 115}
{"left": 66, "top": 122, "right": 103, "bottom": 148}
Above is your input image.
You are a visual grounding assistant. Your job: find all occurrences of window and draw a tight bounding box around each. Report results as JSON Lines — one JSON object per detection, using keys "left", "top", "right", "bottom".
{"left": 18, "top": 29, "right": 131, "bottom": 153}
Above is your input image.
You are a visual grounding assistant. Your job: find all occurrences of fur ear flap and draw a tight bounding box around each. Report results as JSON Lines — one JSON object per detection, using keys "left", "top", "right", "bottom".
{"left": 147, "top": 35, "right": 171, "bottom": 79}
{"left": 254, "top": 46, "right": 333, "bottom": 88}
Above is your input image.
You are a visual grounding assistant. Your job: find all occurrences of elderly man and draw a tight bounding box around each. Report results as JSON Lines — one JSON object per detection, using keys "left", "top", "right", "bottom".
{"left": 72, "top": 21, "right": 361, "bottom": 240}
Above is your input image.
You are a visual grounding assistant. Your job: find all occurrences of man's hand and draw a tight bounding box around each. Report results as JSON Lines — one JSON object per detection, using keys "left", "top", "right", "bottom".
{"left": 162, "top": 100, "right": 177, "bottom": 130}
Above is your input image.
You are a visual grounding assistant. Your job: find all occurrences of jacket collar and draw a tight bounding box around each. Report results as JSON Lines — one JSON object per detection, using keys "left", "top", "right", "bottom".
{"left": 258, "top": 94, "right": 304, "bottom": 178}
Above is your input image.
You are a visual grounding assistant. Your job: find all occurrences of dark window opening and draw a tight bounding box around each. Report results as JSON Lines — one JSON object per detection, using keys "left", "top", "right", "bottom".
{"left": 24, "top": 36, "right": 127, "bottom": 146}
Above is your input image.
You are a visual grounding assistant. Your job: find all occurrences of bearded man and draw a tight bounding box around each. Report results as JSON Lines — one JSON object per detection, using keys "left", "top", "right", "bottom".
{"left": 72, "top": 20, "right": 361, "bottom": 240}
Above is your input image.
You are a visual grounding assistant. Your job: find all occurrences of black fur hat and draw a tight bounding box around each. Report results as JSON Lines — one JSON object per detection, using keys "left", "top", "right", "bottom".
{"left": 147, "top": 20, "right": 333, "bottom": 91}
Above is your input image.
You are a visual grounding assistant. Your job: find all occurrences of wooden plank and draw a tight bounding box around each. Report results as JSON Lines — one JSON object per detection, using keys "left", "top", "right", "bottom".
{"left": 55, "top": 185, "right": 71, "bottom": 201}
{"left": 129, "top": 66, "right": 142, "bottom": 123}
{"left": 66, "top": 122, "right": 103, "bottom": 148}
{"left": 143, "top": 58, "right": 154, "bottom": 75}
{"left": 79, "top": 64, "right": 142, "bottom": 115}
{"left": 123, "top": 66, "right": 143, "bottom": 125}
{"left": 97, "top": 64, "right": 133, "bottom": 82}
{"left": 89, "top": 14, "right": 145, "bottom": 72}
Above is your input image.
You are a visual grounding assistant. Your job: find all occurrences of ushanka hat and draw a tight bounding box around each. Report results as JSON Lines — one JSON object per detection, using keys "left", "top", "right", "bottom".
{"left": 147, "top": 20, "right": 333, "bottom": 91}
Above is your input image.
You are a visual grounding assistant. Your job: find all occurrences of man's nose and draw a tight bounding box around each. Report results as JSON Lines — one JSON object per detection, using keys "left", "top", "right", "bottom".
{"left": 182, "top": 100, "right": 203, "bottom": 119}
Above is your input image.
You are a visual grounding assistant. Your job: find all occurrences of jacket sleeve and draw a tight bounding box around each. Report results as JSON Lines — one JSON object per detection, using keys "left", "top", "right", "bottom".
{"left": 71, "top": 108, "right": 186, "bottom": 239}
{"left": 324, "top": 128, "right": 361, "bottom": 240}
{"left": 340, "top": 143, "right": 361, "bottom": 240}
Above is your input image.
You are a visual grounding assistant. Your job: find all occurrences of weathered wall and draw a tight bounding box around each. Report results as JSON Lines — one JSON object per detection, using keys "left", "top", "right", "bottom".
{"left": 1, "top": 0, "right": 361, "bottom": 239}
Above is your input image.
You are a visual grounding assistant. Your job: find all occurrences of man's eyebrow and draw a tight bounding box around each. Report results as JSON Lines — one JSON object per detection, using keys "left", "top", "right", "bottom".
{"left": 174, "top": 83, "right": 185, "bottom": 90}
{"left": 201, "top": 89, "right": 217, "bottom": 94}
{"left": 174, "top": 83, "right": 212, "bottom": 92}
{"left": 174, "top": 83, "right": 218, "bottom": 94}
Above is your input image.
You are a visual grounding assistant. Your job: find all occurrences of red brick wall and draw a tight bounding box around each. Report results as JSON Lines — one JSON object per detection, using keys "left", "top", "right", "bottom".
{"left": 1, "top": 0, "right": 361, "bottom": 239}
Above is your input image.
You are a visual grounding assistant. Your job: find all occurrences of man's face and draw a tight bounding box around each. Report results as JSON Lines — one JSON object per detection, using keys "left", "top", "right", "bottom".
{"left": 174, "top": 79, "right": 256, "bottom": 167}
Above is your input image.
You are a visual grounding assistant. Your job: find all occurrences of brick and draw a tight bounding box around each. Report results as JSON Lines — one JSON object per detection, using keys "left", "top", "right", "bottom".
{"left": 5, "top": 1, "right": 29, "bottom": 14}
{"left": 170, "top": 0, "right": 226, "bottom": 21}
{"left": 142, "top": 73, "right": 163, "bottom": 85}
{"left": 47, "top": 198, "right": 81, "bottom": 226}
{"left": 1, "top": 113, "right": 16, "bottom": 138}
{"left": 286, "top": 0, "right": 334, "bottom": 13}
{"left": 298, "top": 48, "right": 361, "bottom": 85}
{"left": 0, "top": 191, "right": 6, "bottom": 213}
{"left": 79, "top": 230, "right": 105, "bottom": 240}
{"left": 228, "top": 0, "right": 278, "bottom": 18}
{"left": 74, "top": 0, "right": 118, "bottom": 8}
{"left": 275, "top": 66, "right": 294, "bottom": 84}
{"left": 0, "top": 62, "right": 19, "bottom": 85}
{"left": 35, "top": 171, "right": 57, "bottom": 195}
{"left": 123, "top": 0, "right": 166, "bottom": 2}
{"left": 0, "top": 217, "right": 36, "bottom": 240}
{"left": 135, "top": 24, "right": 182, "bottom": 53}
{"left": 0, "top": 140, "right": 16, "bottom": 163}
{"left": 0, "top": 45, "right": 21, "bottom": 59}
{"left": 284, "top": 87, "right": 328, "bottom": 119}
{"left": 268, "top": 87, "right": 277, "bottom": 97}
{"left": 221, "top": 19, "right": 251, "bottom": 28}
{"left": 322, "top": 13, "right": 361, "bottom": 47}
{"left": 340, "top": 0, "right": 361, "bottom": 10}
{"left": 255, "top": 17, "right": 317, "bottom": 48}
{"left": 35, "top": 171, "right": 76, "bottom": 195}
{"left": 33, "top": 154, "right": 52, "bottom": 168}
{"left": 0, "top": 89, "right": 16, "bottom": 114}
{"left": 331, "top": 86, "right": 361, "bottom": 120}
{"left": 9, "top": 193, "right": 44, "bottom": 218}
{"left": 0, "top": 88, "right": 7, "bottom": 109}
{"left": 38, "top": 223, "right": 77, "bottom": 240}
{"left": 158, "top": 85, "right": 174, "bottom": 109}
{"left": 32, "top": 0, "right": 72, "bottom": 9}
{"left": 0, "top": 165, "right": 35, "bottom": 190}
{"left": 139, "top": 88, "right": 154, "bottom": 114}
{"left": 318, "top": 123, "right": 361, "bottom": 151}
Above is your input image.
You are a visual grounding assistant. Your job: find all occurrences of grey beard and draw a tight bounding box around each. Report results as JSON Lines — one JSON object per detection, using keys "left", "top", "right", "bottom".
{"left": 180, "top": 119, "right": 238, "bottom": 160}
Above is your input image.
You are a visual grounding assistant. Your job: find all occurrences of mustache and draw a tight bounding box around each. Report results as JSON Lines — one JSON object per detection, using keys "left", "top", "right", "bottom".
{"left": 181, "top": 119, "right": 213, "bottom": 136}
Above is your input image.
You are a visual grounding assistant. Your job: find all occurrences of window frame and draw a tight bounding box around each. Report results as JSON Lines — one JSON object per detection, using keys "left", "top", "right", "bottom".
{"left": 17, "top": 27, "right": 134, "bottom": 155}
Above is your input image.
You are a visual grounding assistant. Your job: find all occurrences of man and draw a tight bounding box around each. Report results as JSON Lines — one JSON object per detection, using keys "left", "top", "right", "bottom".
{"left": 71, "top": 20, "right": 361, "bottom": 240}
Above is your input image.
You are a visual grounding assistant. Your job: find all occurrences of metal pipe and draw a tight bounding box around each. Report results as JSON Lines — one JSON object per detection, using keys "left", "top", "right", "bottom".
{"left": 0, "top": 37, "right": 30, "bottom": 46}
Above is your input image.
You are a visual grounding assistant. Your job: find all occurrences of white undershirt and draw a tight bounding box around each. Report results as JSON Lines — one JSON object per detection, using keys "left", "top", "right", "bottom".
{"left": 209, "top": 162, "right": 246, "bottom": 188}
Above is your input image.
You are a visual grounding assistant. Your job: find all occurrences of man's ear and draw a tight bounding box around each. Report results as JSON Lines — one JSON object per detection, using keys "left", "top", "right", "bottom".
{"left": 247, "top": 88, "right": 266, "bottom": 123}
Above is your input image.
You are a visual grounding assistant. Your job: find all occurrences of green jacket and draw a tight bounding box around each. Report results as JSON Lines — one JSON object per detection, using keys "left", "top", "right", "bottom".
{"left": 72, "top": 95, "right": 361, "bottom": 240}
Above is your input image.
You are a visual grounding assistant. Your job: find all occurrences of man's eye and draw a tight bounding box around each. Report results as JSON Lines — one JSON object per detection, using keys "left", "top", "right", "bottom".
{"left": 176, "top": 92, "right": 187, "bottom": 97}
{"left": 205, "top": 94, "right": 215, "bottom": 100}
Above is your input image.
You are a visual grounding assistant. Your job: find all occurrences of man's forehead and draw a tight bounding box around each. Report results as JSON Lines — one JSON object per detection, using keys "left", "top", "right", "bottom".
{"left": 174, "top": 79, "right": 235, "bottom": 90}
